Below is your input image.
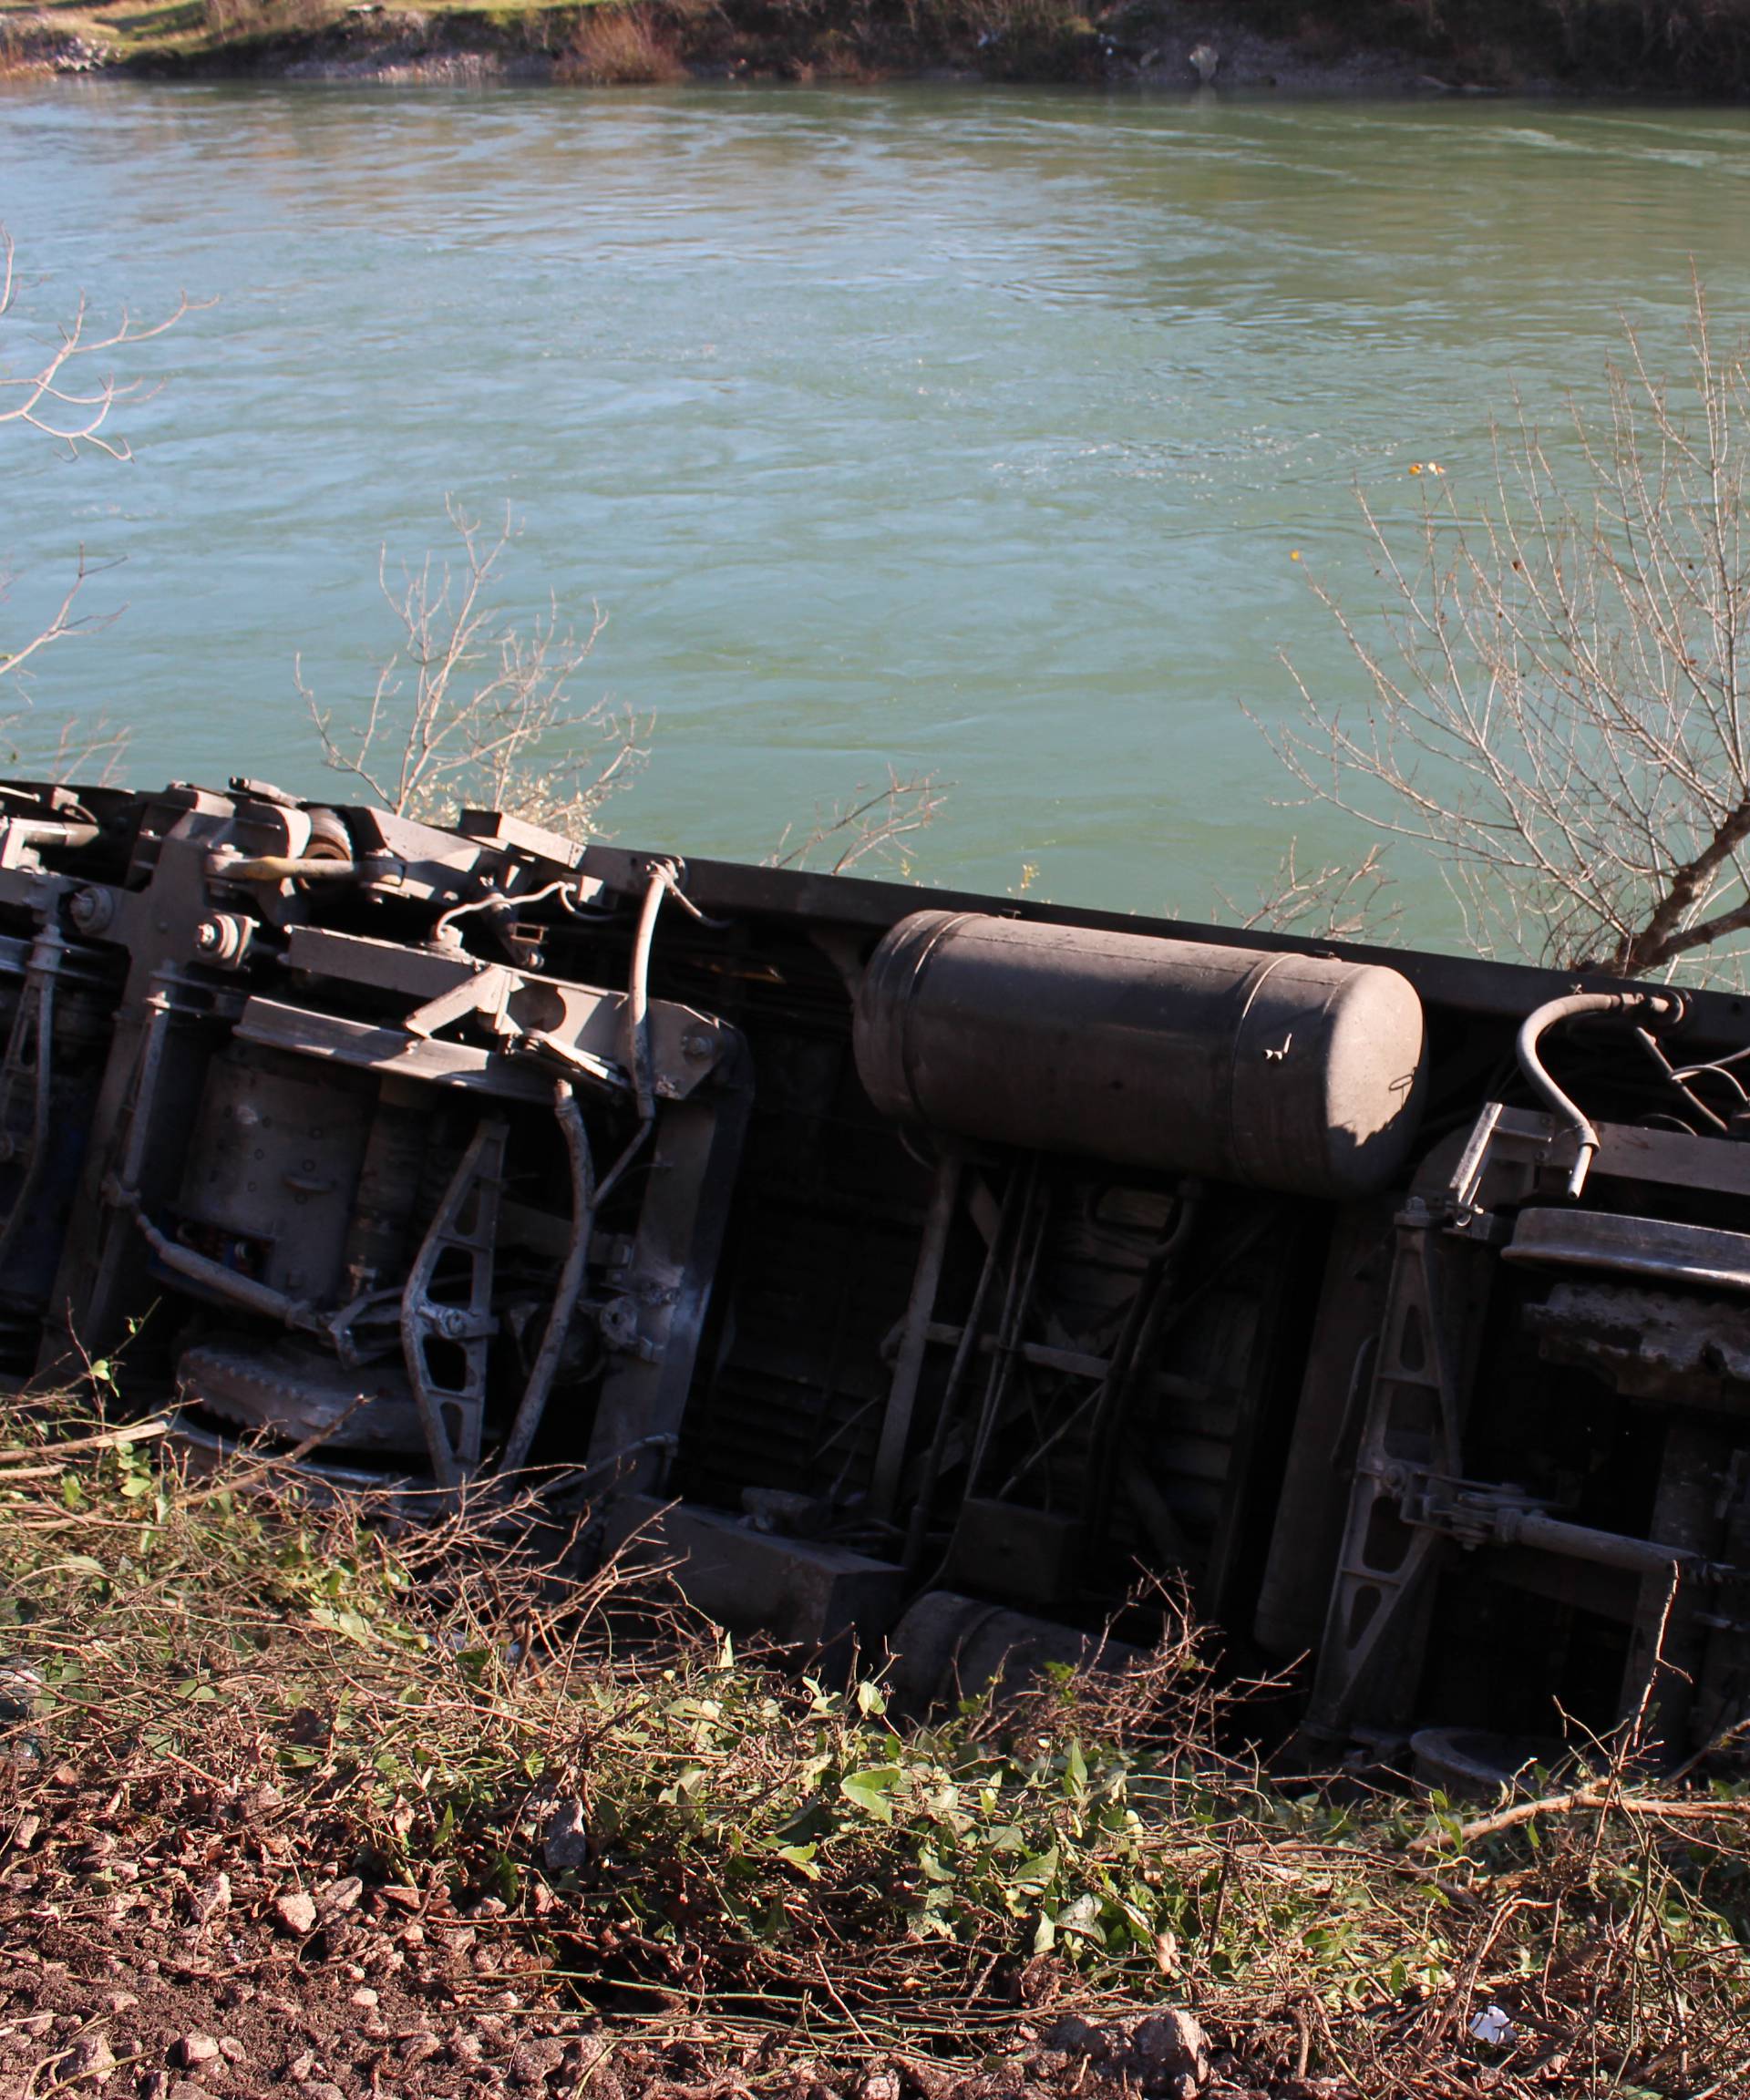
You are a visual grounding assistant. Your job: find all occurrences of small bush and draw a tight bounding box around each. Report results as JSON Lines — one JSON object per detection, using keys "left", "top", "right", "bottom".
{"left": 203, "top": 0, "right": 333, "bottom": 41}
{"left": 0, "top": 13, "right": 62, "bottom": 72}
{"left": 558, "top": 5, "right": 685, "bottom": 82}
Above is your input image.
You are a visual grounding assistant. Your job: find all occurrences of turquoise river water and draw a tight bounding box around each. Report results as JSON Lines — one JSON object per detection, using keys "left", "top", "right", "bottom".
{"left": 2, "top": 80, "right": 1748, "bottom": 941}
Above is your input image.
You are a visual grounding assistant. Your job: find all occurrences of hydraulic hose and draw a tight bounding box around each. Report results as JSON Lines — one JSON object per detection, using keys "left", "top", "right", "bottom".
{"left": 595, "top": 860, "right": 675, "bottom": 1205}
{"left": 1516, "top": 989, "right": 1680, "bottom": 1199}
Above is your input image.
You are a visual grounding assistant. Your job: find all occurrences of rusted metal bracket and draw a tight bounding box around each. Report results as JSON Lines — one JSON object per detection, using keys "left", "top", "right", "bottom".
{"left": 1306, "top": 1199, "right": 1488, "bottom": 1739}
{"left": 400, "top": 1117, "right": 508, "bottom": 1486}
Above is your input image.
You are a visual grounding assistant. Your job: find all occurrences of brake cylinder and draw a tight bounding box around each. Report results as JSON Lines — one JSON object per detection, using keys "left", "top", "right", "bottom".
{"left": 853, "top": 911, "right": 1426, "bottom": 1200}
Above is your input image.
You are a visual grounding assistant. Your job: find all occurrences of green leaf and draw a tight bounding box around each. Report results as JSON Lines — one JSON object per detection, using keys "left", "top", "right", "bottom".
{"left": 310, "top": 1604, "right": 374, "bottom": 1645}
{"left": 918, "top": 1844, "right": 959, "bottom": 1885}
{"left": 839, "top": 1766, "right": 902, "bottom": 1823}
{"left": 1012, "top": 1843, "right": 1061, "bottom": 1894}
{"left": 1057, "top": 1891, "right": 1105, "bottom": 1942}
{"left": 774, "top": 1842, "right": 821, "bottom": 1879}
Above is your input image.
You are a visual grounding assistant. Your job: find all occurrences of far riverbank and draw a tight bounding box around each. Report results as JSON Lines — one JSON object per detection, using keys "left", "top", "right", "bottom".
{"left": 5, "top": 0, "right": 1750, "bottom": 98}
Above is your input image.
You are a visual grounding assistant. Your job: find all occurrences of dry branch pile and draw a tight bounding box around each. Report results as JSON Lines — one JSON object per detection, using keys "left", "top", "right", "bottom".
{"left": 2, "top": 1392, "right": 1747, "bottom": 2100}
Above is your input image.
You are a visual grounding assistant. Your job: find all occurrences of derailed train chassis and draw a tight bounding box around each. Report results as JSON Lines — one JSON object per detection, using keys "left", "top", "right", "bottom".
{"left": 2, "top": 776, "right": 1747, "bottom": 1767}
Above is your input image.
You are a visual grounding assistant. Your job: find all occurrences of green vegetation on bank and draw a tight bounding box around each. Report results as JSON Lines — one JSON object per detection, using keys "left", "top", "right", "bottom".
{"left": 3, "top": 1385, "right": 1748, "bottom": 2095}
{"left": 5, "top": 0, "right": 1750, "bottom": 91}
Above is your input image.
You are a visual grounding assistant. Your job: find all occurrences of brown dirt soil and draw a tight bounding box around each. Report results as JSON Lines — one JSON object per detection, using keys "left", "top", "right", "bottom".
{"left": 3, "top": 1765, "right": 571, "bottom": 2100}
{"left": 0, "top": 1763, "right": 1338, "bottom": 2100}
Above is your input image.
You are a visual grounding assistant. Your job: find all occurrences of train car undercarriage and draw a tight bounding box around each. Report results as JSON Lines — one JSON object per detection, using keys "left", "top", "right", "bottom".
{"left": 2, "top": 776, "right": 1746, "bottom": 1768}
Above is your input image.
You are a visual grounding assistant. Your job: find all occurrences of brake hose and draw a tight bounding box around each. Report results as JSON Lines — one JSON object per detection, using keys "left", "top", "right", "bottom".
{"left": 1516, "top": 988, "right": 1680, "bottom": 1199}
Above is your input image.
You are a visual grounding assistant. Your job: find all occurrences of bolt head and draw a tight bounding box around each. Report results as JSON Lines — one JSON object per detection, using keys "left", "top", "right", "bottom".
{"left": 69, "top": 887, "right": 112, "bottom": 933}
{"left": 599, "top": 1296, "right": 640, "bottom": 1349}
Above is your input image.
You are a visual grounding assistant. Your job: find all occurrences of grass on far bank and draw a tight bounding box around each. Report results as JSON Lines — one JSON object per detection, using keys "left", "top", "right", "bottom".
{"left": 0, "top": 0, "right": 1138, "bottom": 84}
{"left": 3, "top": 1379, "right": 1749, "bottom": 2096}
{"left": 0, "top": 0, "right": 557, "bottom": 68}
{"left": 0, "top": 0, "right": 1110, "bottom": 82}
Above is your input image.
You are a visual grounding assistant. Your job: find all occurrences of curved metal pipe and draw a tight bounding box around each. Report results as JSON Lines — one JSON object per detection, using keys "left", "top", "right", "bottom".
{"left": 110, "top": 1179, "right": 322, "bottom": 1332}
{"left": 498, "top": 1083, "right": 595, "bottom": 1478}
{"left": 1517, "top": 989, "right": 1679, "bottom": 1199}
{"left": 623, "top": 863, "right": 669, "bottom": 1127}
{"left": 596, "top": 860, "right": 674, "bottom": 1205}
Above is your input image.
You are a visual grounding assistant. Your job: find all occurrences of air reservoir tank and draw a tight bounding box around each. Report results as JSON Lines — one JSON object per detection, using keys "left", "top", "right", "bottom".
{"left": 853, "top": 911, "right": 1425, "bottom": 1200}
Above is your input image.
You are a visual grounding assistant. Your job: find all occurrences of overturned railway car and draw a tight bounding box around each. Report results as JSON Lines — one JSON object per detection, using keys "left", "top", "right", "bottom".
{"left": 2, "top": 775, "right": 1747, "bottom": 1764}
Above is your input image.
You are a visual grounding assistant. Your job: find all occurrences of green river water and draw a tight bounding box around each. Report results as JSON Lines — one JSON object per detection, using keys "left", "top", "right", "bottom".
{"left": 2, "top": 81, "right": 1748, "bottom": 942}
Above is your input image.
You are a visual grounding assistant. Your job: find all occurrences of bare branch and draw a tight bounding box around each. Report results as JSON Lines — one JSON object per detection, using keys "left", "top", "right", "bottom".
{"left": 0, "top": 549, "right": 126, "bottom": 690}
{"left": 0, "top": 226, "right": 199, "bottom": 720}
{"left": 764, "top": 767, "right": 948, "bottom": 877}
{"left": 304, "top": 500, "right": 644, "bottom": 841}
{"left": 1218, "top": 840, "right": 1401, "bottom": 945}
{"left": 0, "top": 223, "right": 205, "bottom": 462}
{"left": 1271, "top": 279, "right": 1750, "bottom": 983}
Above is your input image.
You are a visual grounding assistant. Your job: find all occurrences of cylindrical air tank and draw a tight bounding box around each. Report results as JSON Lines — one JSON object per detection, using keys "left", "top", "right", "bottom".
{"left": 853, "top": 911, "right": 1425, "bottom": 1200}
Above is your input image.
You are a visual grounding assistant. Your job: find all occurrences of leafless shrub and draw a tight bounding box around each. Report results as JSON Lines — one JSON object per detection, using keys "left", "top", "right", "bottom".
{"left": 764, "top": 765, "right": 948, "bottom": 878}
{"left": 4, "top": 707, "right": 135, "bottom": 786}
{"left": 0, "top": 547, "right": 125, "bottom": 695}
{"left": 0, "top": 225, "right": 195, "bottom": 464}
{"left": 1271, "top": 280, "right": 1750, "bottom": 983}
{"left": 557, "top": 5, "right": 685, "bottom": 84}
{"left": 1220, "top": 839, "right": 1401, "bottom": 945}
{"left": 0, "top": 225, "right": 195, "bottom": 777}
{"left": 303, "top": 499, "right": 648, "bottom": 839}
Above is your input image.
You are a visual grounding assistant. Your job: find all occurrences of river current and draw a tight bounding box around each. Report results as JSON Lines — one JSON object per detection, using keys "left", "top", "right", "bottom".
{"left": 2, "top": 81, "right": 1747, "bottom": 942}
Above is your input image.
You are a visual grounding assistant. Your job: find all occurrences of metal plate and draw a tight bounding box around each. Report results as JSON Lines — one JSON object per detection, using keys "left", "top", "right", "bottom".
{"left": 234, "top": 998, "right": 554, "bottom": 1099}
{"left": 1505, "top": 1206, "right": 1750, "bottom": 1292}
{"left": 179, "top": 1337, "right": 428, "bottom": 1453}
